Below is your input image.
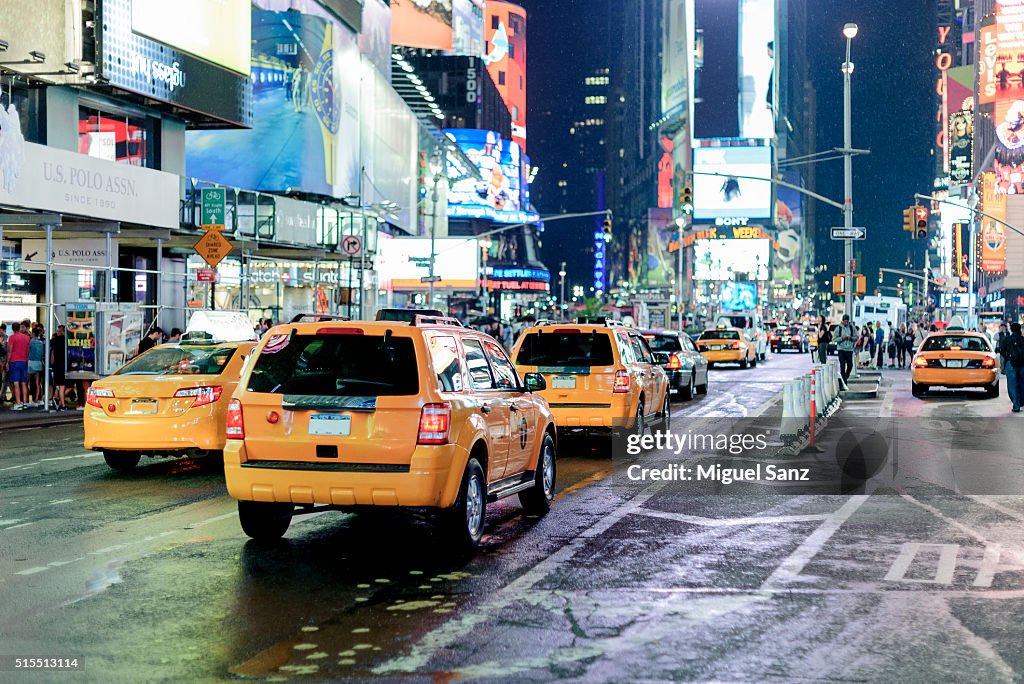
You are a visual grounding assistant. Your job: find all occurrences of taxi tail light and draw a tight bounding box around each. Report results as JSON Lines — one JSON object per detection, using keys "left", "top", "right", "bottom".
{"left": 226, "top": 399, "right": 245, "bottom": 439}
{"left": 914, "top": 356, "right": 928, "bottom": 368}
{"left": 417, "top": 403, "right": 451, "bottom": 445}
{"left": 731, "top": 342, "right": 741, "bottom": 349}
{"left": 86, "top": 387, "right": 114, "bottom": 408}
{"left": 982, "top": 357, "right": 996, "bottom": 368}
{"left": 666, "top": 353, "right": 683, "bottom": 370}
{"left": 613, "top": 369, "right": 631, "bottom": 393}
{"left": 174, "top": 386, "right": 223, "bottom": 407}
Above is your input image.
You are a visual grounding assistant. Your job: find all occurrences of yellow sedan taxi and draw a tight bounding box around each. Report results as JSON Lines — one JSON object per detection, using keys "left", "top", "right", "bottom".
{"left": 695, "top": 327, "right": 757, "bottom": 369}
{"left": 912, "top": 330, "right": 999, "bottom": 398}
{"left": 511, "top": 321, "right": 671, "bottom": 438}
{"left": 223, "top": 316, "right": 557, "bottom": 548}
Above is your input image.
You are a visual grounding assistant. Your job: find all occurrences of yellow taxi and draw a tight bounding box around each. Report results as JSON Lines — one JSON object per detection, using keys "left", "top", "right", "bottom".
{"left": 911, "top": 329, "right": 999, "bottom": 398}
{"left": 223, "top": 315, "right": 557, "bottom": 548}
{"left": 510, "top": 321, "right": 671, "bottom": 437}
{"left": 695, "top": 326, "right": 758, "bottom": 369}
{"left": 84, "top": 312, "right": 259, "bottom": 472}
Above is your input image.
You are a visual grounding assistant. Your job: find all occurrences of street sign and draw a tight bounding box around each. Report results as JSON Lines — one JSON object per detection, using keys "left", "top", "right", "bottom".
{"left": 830, "top": 226, "right": 866, "bottom": 240}
{"left": 193, "top": 230, "right": 233, "bottom": 268}
{"left": 420, "top": 275, "right": 442, "bottom": 283}
{"left": 196, "top": 268, "right": 217, "bottom": 283}
{"left": 201, "top": 188, "right": 226, "bottom": 231}
{"left": 341, "top": 235, "right": 363, "bottom": 257}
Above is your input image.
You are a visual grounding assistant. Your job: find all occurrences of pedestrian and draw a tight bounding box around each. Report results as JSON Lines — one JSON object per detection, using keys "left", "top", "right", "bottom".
{"left": 7, "top": 322, "right": 31, "bottom": 410}
{"left": 136, "top": 326, "right": 164, "bottom": 357}
{"left": 1003, "top": 323, "right": 1024, "bottom": 412}
{"left": 897, "top": 323, "right": 910, "bottom": 367}
{"left": 913, "top": 323, "right": 927, "bottom": 354}
{"left": 996, "top": 323, "right": 1010, "bottom": 377}
{"left": 855, "top": 326, "right": 873, "bottom": 367}
{"left": 886, "top": 322, "right": 898, "bottom": 368}
{"left": 28, "top": 327, "right": 44, "bottom": 406}
{"left": 874, "top": 322, "right": 886, "bottom": 368}
{"left": 0, "top": 326, "right": 8, "bottom": 406}
{"left": 816, "top": 315, "right": 831, "bottom": 365}
{"left": 836, "top": 314, "right": 857, "bottom": 383}
{"left": 50, "top": 325, "right": 68, "bottom": 410}
{"left": 167, "top": 328, "right": 183, "bottom": 343}
{"left": 501, "top": 322, "right": 514, "bottom": 351}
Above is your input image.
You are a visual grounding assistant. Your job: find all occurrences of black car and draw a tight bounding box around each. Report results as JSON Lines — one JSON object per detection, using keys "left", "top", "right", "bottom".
{"left": 641, "top": 330, "right": 709, "bottom": 400}
{"left": 771, "top": 326, "right": 808, "bottom": 353}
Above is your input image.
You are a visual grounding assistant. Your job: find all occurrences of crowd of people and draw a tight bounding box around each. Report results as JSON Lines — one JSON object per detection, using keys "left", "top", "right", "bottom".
{"left": 0, "top": 320, "right": 70, "bottom": 412}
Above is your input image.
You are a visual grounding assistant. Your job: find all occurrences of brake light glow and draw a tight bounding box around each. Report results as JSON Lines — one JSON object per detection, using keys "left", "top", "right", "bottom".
{"left": 950, "top": 345, "right": 962, "bottom": 351}
{"left": 667, "top": 353, "right": 683, "bottom": 370}
{"left": 982, "top": 357, "right": 996, "bottom": 368}
{"left": 315, "top": 327, "right": 364, "bottom": 335}
{"left": 417, "top": 403, "right": 451, "bottom": 445}
{"left": 914, "top": 356, "right": 928, "bottom": 368}
{"left": 173, "top": 386, "right": 223, "bottom": 407}
{"left": 226, "top": 399, "right": 245, "bottom": 439}
{"left": 613, "top": 369, "right": 631, "bottom": 393}
{"left": 86, "top": 387, "right": 114, "bottom": 408}
{"left": 731, "top": 343, "right": 741, "bottom": 349}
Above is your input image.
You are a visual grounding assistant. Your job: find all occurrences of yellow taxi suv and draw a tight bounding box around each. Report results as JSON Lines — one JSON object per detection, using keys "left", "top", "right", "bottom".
{"left": 84, "top": 331, "right": 257, "bottom": 472}
{"left": 911, "top": 331, "right": 999, "bottom": 398}
{"left": 222, "top": 315, "right": 557, "bottom": 548}
{"left": 510, "top": 321, "right": 671, "bottom": 438}
{"left": 695, "top": 327, "right": 757, "bottom": 369}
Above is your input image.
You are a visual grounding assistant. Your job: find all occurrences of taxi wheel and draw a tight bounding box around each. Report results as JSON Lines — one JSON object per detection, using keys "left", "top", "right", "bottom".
{"left": 445, "top": 457, "right": 487, "bottom": 550}
{"left": 697, "top": 376, "right": 709, "bottom": 395}
{"left": 633, "top": 401, "right": 646, "bottom": 439}
{"left": 520, "top": 433, "right": 556, "bottom": 515}
{"left": 740, "top": 358, "right": 749, "bottom": 370}
{"left": 655, "top": 392, "right": 671, "bottom": 431}
{"left": 911, "top": 382, "right": 928, "bottom": 398}
{"left": 986, "top": 382, "right": 1000, "bottom": 399}
{"left": 680, "top": 372, "right": 696, "bottom": 400}
{"left": 238, "top": 501, "right": 293, "bottom": 541}
{"left": 103, "top": 451, "right": 140, "bottom": 473}
{"left": 751, "top": 355, "right": 758, "bottom": 368}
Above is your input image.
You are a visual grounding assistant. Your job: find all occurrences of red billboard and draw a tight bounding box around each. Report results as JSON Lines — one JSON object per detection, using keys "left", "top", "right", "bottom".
{"left": 484, "top": 1, "right": 527, "bottom": 149}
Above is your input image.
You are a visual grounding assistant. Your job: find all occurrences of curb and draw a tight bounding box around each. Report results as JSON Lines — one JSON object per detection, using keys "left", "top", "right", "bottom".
{"left": 0, "top": 411, "right": 84, "bottom": 431}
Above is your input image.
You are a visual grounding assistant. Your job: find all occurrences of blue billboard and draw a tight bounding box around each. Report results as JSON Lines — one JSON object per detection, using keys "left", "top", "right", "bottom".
{"left": 720, "top": 281, "right": 758, "bottom": 311}
{"left": 444, "top": 129, "right": 538, "bottom": 224}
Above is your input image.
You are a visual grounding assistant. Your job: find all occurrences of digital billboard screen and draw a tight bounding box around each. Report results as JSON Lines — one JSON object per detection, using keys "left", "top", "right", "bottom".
{"left": 392, "top": 0, "right": 454, "bottom": 50}
{"left": 450, "top": 0, "right": 486, "bottom": 57}
{"left": 693, "top": 238, "right": 770, "bottom": 281}
{"left": 662, "top": 0, "right": 690, "bottom": 121}
{"left": 721, "top": 281, "right": 758, "bottom": 311}
{"left": 131, "top": 0, "right": 251, "bottom": 76}
{"left": 948, "top": 110, "right": 974, "bottom": 183}
{"left": 375, "top": 237, "right": 480, "bottom": 290}
{"left": 445, "top": 129, "right": 538, "bottom": 224}
{"left": 692, "top": 146, "right": 772, "bottom": 219}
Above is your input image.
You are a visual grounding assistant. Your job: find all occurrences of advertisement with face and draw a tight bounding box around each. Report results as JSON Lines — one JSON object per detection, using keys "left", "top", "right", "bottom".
{"left": 692, "top": 146, "right": 772, "bottom": 219}
{"left": 445, "top": 129, "right": 536, "bottom": 224}
{"left": 645, "top": 208, "right": 676, "bottom": 288}
{"left": 693, "top": 238, "right": 769, "bottom": 281}
{"left": 392, "top": 0, "right": 454, "bottom": 50}
{"left": 738, "top": 0, "right": 775, "bottom": 139}
{"left": 66, "top": 302, "right": 97, "bottom": 379}
{"left": 948, "top": 110, "right": 974, "bottom": 183}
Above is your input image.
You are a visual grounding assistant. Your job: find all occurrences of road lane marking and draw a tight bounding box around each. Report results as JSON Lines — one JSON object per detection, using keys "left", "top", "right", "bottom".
{"left": 761, "top": 495, "right": 869, "bottom": 590}
{"left": 39, "top": 453, "right": 99, "bottom": 462}
{"left": 883, "top": 542, "right": 959, "bottom": 584}
{"left": 15, "top": 566, "right": 49, "bottom": 576}
{"left": 637, "top": 509, "right": 829, "bottom": 527}
{"left": 4, "top": 522, "right": 33, "bottom": 530}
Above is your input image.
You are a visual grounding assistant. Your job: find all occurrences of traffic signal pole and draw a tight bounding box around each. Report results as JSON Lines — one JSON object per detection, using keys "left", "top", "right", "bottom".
{"left": 842, "top": 37, "right": 855, "bottom": 323}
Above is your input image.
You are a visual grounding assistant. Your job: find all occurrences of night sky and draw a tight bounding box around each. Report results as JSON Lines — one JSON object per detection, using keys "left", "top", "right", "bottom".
{"left": 522, "top": 0, "right": 938, "bottom": 297}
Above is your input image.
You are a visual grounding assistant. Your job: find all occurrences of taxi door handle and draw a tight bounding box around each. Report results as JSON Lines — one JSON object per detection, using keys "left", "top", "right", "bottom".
{"left": 509, "top": 403, "right": 519, "bottom": 412}
{"left": 481, "top": 404, "right": 492, "bottom": 414}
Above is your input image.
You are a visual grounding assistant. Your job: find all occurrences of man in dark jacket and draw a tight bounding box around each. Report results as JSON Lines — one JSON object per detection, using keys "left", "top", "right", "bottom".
{"left": 1003, "top": 323, "right": 1024, "bottom": 413}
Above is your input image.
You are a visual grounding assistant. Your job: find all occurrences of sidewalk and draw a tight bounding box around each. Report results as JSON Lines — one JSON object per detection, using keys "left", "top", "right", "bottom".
{"left": 0, "top": 406, "right": 84, "bottom": 431}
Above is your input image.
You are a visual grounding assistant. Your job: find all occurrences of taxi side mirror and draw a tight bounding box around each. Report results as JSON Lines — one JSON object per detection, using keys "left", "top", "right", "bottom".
{"left": 523, "top": 373, "right": 546, "bottom": 392}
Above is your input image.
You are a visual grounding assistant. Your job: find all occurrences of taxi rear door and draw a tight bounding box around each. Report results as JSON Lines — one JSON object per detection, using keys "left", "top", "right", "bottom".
{"left": 481, "top": 339, "right": 540, "bottom": 477}
{"left": 629, "top": 332, "right": 662, "bottom": 417}
{"left": 462, "top": 337, "right": 512, "bottom": 482}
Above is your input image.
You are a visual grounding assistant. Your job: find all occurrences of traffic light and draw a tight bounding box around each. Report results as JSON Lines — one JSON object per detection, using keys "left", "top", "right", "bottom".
{"left": 602, "top": 214, "right": 613, "bottom": 243}
{"left": 902, "top": 207, "right": 914, "bottom": 233}
{"left": 914, "top": 206, "right": 929, "bottom": 239}
{"left": 680, "top": 184, "right": 693, "bottom": 214}
{"left": 878, "top": 269, "right": 884, "bottom": 284}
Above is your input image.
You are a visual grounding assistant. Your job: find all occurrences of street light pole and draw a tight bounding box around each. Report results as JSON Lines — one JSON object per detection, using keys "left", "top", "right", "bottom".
{"left": 428, "top": 147, "right": 446, "bottom": 309}
{"left": 842, "top": 23, "right": 858, "bottom": 322}
{"left": 558, "top": 262, "right": 567, "bottom": 319}
{"left": 675, "top": 217, "right": 685, "bottom": 332}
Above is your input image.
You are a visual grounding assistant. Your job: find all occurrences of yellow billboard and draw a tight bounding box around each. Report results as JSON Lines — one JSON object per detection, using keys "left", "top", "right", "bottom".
{"left": 131, "top": 0, "right": 251, "bottom": 76}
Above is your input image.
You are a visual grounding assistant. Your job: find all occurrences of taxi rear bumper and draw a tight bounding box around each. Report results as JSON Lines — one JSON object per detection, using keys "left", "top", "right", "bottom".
{"left": 547, "top": 396, "right": 634, "bottom": 430}
{"left": 912, "top": 368, "right": 998, "bottom": 388}
{"left": 83, "top": 405, "right": 225, "bottom": 452}
{"left": 700, "top": 350, "right": 745, "bottom": 363}
{"left": 223, "top": 441, "right": 466, "bottom": 509}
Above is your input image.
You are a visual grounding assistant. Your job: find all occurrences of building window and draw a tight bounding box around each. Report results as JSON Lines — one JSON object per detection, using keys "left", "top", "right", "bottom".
{"left": 78, "top": 106, "right": 151, "bottom": 167}
{"left": 509, "top": 43, "right": 515, "bottom": 60}
{"left": 512, "top": 105, "right": 519, "bottom": 120}
{"left": 492, "top": 15, "right": 499, "bottom": 29}
{"left": 1, "top": 85, "right": 43, "bottom": 143}
{"left": 498, "top": 71, "right": 506, "bottom": 86}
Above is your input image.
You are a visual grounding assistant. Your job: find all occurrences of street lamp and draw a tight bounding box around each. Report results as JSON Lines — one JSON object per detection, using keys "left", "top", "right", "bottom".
{"left": 428, "top": 148, "right": 445, "bottom": 308}
{"left": 675, "top": 216, "right": 685, "bottom": 332}
{"left": 841, "top": 22, "right": 858, "bottom": 322}
{"left": 558, "top": 262, "right": 567, "bottom": 319}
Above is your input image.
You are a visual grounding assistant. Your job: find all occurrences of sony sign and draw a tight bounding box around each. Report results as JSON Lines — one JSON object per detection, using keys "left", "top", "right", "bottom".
{"left": 715, "top": 217, "right": 751, "bottom": 226}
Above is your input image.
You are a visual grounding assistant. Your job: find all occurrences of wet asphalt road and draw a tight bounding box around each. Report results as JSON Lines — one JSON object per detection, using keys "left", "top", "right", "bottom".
{"left": 5, "top": 351, "right": 1024, "bottom": 682}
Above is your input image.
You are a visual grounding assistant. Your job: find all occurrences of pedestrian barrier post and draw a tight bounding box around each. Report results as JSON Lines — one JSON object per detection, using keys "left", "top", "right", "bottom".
{"left": 781, "top": 379, "right": 799, "bottom": 445}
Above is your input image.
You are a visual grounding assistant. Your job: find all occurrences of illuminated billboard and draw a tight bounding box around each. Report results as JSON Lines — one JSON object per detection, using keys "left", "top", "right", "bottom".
{"left": 661, "top": 0, "right": 690, "bottom": 121}
{"left": 646, "top": 208, "right": 676, "bottom": 288}
{"left": 392, "top": 0, "right": 454, "bottom": 50}
{"left": 693, "top": 238, "right": 770, "bottom": 281}
{"left": 692, "top": 146, "right": 772, "bottom": 219}
{"left": 982, "top": 172, "right": 1008, "bottom": 273}
{"left": 450, "top": 0, "right": 486, "bottom": 57}
{"left": 738, "top": 0, "right": 776, "bottom": 139}
{"left": 994, "top": 1, "right": 1024, "bottom": 154}
{"left": 375, "top": 238, "right": 480, "bottom": 290}
{"left": 131, "top": 0, "right": 251, "bottom": 76}
{"left": 485, "top": 1, "right": 528, "bottom": 148}
{"left": 948, "top": 110, "right": 974, "bottom": 183}
{"left": 444, "top": 129, "right": 538, "bottom": 224}
{"left": 98, "top": 0, "right": 252, "bottom": 126}
{"left": 721, "top": 282, "right": 758, "bottom": 310}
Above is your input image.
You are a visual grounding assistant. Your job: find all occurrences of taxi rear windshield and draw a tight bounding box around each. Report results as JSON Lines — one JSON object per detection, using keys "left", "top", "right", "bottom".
{"left": 644, "top": 335, "right": 682, "bottom": 352}
{"left": 699, "top": 330, "right": 740, "bottom": 341}
{"left": 921, "top": 336, "right": 991, "bottom": 352}
{"left": 116, "top": 346, "right": 236, "bottom": 375}
{"left": 248, "top": 334, "right": 418, "bottom": 396}
{"left": 515, "top": 331, "right": 615, "bottom": 367}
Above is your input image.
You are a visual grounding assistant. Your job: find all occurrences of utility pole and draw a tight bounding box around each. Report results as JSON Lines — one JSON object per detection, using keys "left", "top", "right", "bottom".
{"left": 842, "top": 23, "right": 859, "bottom": 322}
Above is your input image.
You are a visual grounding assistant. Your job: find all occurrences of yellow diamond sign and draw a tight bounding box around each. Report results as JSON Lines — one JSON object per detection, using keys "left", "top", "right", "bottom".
{"left": 194, "top": 230, "right": 233, "bottom": 268}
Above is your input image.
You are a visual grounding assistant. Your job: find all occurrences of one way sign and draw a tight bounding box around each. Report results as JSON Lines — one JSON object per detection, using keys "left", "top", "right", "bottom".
{"left": 831, "top": 226, "right": 866, "bottom": 240}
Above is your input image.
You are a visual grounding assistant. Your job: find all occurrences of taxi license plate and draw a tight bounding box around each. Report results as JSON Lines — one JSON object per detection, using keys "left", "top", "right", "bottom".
{"left": 129, "top": 399, "right": 158, "bottom": 415}
{"left": 552, "top": 376, "right": 577, "bottom": 389}
{"left": 309, "top": 414, "right": 351, "bottom": 436}
{"left": 708, "top": 344, "right": 724, "bottom": 351}
{"left": 945, "top": 359, "right": 964, "bottom": 368}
